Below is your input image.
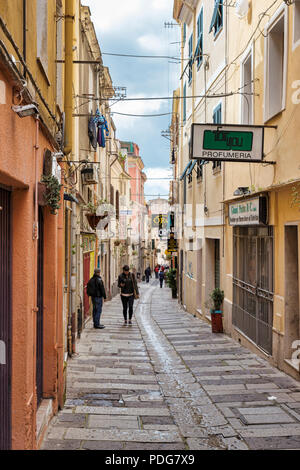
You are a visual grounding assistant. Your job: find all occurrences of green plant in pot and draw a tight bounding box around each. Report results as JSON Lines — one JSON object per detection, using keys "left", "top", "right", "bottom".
{"left": 166, "top": 268, "right": 177, "bottom": 299}
{"left": 41, "top": 175, "right": 62, "bottom": 215}
{"left": 207, "top": 287, "right": 224, "bottom": 333}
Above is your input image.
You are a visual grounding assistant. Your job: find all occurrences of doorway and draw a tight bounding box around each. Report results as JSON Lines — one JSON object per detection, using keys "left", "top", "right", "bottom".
{"left": 0, "top": 187, "right": 12, "bottom": 449}
{"left": 284, "top": 225, "right": 300, "bottom": 359}
{"left": 36, "top": 207, "right": 44, "bottom": 407}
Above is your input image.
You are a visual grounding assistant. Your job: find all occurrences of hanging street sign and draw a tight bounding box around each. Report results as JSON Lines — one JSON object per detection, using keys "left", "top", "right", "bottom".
{"left": 191, "top": 124, "right": 269, "bottom": 163}
{"left": 229, "top": 196, "right": 268, "bottom": 226}
{"left": 167, "top": 232, "right": 178, "bottom": 252}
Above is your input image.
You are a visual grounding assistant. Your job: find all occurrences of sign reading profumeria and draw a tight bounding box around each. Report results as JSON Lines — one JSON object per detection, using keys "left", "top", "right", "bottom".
{"left": 191, "top": 124, "right": 265, "bottom": 163}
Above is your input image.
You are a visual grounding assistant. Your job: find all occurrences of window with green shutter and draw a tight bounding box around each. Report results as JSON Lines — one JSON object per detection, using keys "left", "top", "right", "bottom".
{"left": 196, "top": 9, "right": 203, "bottom": 69}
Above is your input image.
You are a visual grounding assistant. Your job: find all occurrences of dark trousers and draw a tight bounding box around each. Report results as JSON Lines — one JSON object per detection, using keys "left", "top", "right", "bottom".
{"left": 121, "top": 295, "right": 134, "bottom": 321}
{"left": 92, "top": 297, "right": 103, "bottom": 327}
{"left": 146, "top": 275, "right": 149, "bottom": 283}
{"left": 155, "top": 272, "right": 159, "bottom": 279}
{"left": 159, "top": 278, "right": 164, "bottom": 288}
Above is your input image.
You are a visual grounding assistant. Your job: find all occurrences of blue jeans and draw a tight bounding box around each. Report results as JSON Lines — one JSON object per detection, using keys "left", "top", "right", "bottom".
{"left": 92, "top": 297, "right": 103, "bottom": 327}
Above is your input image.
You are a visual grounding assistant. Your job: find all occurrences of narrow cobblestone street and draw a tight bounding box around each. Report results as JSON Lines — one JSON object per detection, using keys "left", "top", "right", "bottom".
{"left": 42, "top": 282, "right": 300, "bottom": 451}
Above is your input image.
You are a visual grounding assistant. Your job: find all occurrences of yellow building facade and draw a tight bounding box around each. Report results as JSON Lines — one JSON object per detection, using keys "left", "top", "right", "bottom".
{"left": 172, "top": 0, "right": 300, "bottom": 380}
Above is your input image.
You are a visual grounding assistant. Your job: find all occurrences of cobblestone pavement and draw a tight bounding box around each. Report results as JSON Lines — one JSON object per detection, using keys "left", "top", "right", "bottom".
{"left": 42, "top": 281, "right": 300, "bottom": 450}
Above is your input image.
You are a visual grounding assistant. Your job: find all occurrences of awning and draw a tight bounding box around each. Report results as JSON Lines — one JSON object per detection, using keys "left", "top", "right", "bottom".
{"left": 187, "top": 160, "right": 197, "bottom": 176}
{"left": 180, "top": 161, "right": 193, "bottom": 181}
{"left": 209, "top": 0, "right": 220, "bottom": 33}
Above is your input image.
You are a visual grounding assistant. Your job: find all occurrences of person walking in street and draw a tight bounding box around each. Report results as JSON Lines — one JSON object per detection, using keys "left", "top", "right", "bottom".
{"left": 159, "top": 269, "right": 164, "bottom": 288}
{"left": 154, "top": 265, "right": 159, "bottom": 279}
{"left": 86, "top": 268, "right": 107, "bottom": 329}
{"left": 145, "top": 266, "right": 151, "bottom": 283}
{"left": 118, "top": 265, "right": 139, "bottom": 325}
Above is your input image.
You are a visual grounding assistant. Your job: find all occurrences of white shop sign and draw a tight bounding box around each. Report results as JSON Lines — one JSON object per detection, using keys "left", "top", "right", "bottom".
{"left": 229, "top": 197, "right": 268, "bottom": 226}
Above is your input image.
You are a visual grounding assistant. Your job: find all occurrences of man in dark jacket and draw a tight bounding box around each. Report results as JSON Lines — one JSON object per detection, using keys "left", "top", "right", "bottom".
{"left": 118, "top": 265, "right": 139, "bottom": 325}
{"left": 87, "top": 269, "right": 107, "bottom": 329}
{"left": 159, "top": 269, "right": 165, "bottom": 288}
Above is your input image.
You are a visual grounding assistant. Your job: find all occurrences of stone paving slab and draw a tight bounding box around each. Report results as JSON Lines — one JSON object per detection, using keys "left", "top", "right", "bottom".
{"left": 41, "top": 282, "right": 300, "bottom": 451}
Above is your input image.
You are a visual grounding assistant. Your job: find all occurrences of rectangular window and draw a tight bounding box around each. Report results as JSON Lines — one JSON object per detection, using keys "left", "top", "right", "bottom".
{"left": 213, "top": 104, "right": 222, "bottom": 170}
{"left": 209, "top": 0, "right": 223, "bottom": 36}
{"left": 183, "top": 83, "right": 187, "bottom": 123}
{"left": 188, "top": 34, "right": 193, "bottom": 85}
{"left": 264, "top": 8, "right": 287, "bottom": 121}
{"left": 196, "top": 9, "right": 203, "bottom": 69}
{"left": 241, "top": 50, "right": 253, "bottom": 124}
{"left": 196, "top": 161, "right": 203, "bottom": 180}
{"left": 36, "top": 0, "right": 48, "bottom": 75}
{"left": 293, "top": 0, "right": 300, "bottom": 48}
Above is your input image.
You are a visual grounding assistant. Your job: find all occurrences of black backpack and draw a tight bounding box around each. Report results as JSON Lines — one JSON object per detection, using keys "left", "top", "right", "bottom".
{"left": 86, "top": 277, "right": 96, "bottom": 297}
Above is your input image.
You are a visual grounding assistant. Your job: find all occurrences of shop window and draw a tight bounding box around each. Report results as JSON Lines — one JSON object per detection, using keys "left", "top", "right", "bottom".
{"left": 264, "top": 8, "right": 287, "bottom": 121}
{"left": 232, "top": 226, "right": 274, "bottom": 354}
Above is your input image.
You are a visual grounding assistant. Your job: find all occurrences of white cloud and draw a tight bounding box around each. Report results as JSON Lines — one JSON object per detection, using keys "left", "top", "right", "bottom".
{"left": 110, "top": 96, "right": 165, "bottom": 131}
{"left": 137, "top": 34, "right": 168, "bottom": 54}
{"left": 85, "top": 0, "right": 170, "bottom": 33}
{"left": 144, "top": 167, "right": 172, "bottom": 200}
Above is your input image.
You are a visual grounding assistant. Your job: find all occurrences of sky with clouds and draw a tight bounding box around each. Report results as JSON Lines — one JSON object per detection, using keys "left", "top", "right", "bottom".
{"left": 83, "top": 0, "right": 180, "bottom": 199}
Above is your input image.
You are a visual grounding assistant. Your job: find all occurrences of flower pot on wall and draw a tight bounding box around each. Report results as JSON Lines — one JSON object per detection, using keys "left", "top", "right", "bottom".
{"left": 86, "top": 214, "right": 101, "bottom": 230}
{"left": 210, "top": 310, "right": 223, "bottom": 333}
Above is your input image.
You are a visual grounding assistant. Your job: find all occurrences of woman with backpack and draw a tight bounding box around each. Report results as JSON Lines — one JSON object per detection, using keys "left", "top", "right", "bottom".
{"left": 118, "top": 265, "right": 139, "bottom": 325}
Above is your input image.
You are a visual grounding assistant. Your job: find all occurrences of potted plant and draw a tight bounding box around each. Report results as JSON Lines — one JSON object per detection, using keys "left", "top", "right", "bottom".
{"left": 166, "top": 268, "right": 177, "bottom": 299}
{"left": 82, "top": 199, "right": 108, "bottom": 230}
{"left": 208, "top": 287, "right": 224, "bottom": 333}
{"left": 40, "top": 174, "right": 62, "bottom": 215}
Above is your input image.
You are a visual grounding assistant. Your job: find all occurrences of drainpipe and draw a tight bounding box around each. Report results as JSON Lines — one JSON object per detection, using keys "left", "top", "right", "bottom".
{"left": 23, "top": 0, "right": 26, "bottom": 78}
{"left": 64, "top": 0, "right": 74, "bottom": 156}
{"left": 64, "top": 0, "right": 76, "bottom": 355}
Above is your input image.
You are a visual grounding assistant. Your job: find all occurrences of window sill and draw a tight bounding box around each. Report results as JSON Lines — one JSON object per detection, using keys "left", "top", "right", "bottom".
{"left": 264, "top": 107, "right": 284, "bottom": 124}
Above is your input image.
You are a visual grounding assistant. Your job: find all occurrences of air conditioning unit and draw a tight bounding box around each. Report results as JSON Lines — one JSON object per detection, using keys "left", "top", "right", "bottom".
{"left": 81, "top": 164, "right": 99, "bottom": 185}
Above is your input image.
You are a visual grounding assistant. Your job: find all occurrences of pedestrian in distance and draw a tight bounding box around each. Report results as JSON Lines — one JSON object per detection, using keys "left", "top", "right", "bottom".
{"left": 154, "top": 265, "right": 159, "bottom": 279}
{"left": 86, "top": 268, "right": 107, "bottom": 329}
{"left": 145, "top": 266, "right": 151, "bottom": 283}
{"left": 159, "top": 269, "right": 164, "bottom": 288}
{"left": 118, "top": 265, "right": 139, "bottom": 325}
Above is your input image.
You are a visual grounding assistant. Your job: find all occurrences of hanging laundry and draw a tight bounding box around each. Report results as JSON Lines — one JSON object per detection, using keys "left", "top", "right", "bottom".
{"left": 93, "top": 109, "right": 109, "bottom": 148}
{"left": 88, "top": 115, "right": 97, "bottom": 150}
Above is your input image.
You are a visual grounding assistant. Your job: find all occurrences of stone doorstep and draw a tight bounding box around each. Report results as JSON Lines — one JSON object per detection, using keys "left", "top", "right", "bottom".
{"left": 36, "top": 399, "right": 54, "bottom": 444}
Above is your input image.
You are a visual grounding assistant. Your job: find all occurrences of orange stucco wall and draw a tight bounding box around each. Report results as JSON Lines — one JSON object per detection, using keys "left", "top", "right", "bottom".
{"left": 0, "top": 67, "right": 64, "bottom": 449}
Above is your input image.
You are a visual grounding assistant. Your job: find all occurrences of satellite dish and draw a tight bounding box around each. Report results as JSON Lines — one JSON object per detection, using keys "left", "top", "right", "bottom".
{"left": 236, "top": 0, "right": 249, "bottom": 19}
